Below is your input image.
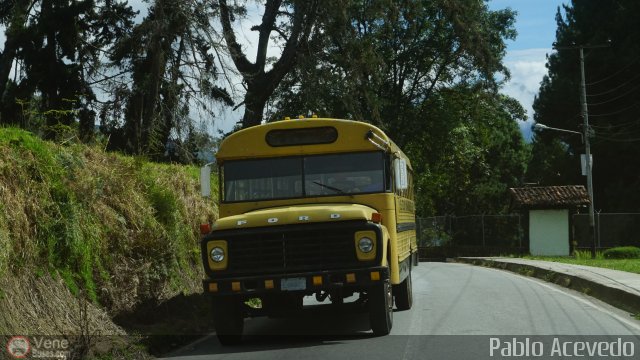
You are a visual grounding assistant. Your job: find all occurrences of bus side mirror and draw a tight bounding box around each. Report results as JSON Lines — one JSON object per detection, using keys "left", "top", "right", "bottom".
{"left": 394, "top": 158, "right": 408, "bottom": 190}
{"left": 200, "top": 165, "right": 212, "bottom": 197}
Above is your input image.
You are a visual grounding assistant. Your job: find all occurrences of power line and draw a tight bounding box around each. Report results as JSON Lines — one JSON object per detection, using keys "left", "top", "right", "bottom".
{"left": 586, "top": 71, "right": 640, "bottom": 98}
{"left": 595, "top": 135, "right": 640, "bottom": 143}
{"left": 589, "top": 100, "right": 640, "bottom": 117}
{"left": 592, "top": 119, "right": 640, "bottom": 142}
{"left": 585, "top": 55, "right": 640, "bottom": 86}
{"left": 588, "top": 81, "right": 640, "bottom": 106}
{"left": 590, "top": 118, "right": 640, "bottom": 129}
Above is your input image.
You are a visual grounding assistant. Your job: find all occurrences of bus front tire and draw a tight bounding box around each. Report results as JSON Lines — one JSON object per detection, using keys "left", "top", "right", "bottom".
{"left": 369, "top": 279, "right": 393, "bottom": 335}
{"left": 394, "top": 268, "right": 413, "bottom": 311}
{"left": 212, "top": 296, "right": 244, "bottom": 345}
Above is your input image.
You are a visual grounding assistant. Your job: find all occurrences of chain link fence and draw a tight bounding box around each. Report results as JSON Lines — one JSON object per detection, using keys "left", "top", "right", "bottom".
{"left": 573, "top": 213, "right": 640, "bottom": 249}
{"left": 417, "top": 213, "right": 640, "bottom": 259}
{"left": 417, "top": 214, "right": 526, "bottom": 259}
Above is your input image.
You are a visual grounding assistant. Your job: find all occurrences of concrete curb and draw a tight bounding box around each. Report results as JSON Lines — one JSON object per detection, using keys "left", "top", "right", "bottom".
{"left": 455, "top": 257, "right": 640, "bottom": 316}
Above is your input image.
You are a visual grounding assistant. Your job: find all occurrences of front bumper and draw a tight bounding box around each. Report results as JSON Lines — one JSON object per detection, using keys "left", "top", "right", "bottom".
{"left": 203, "top": 266, "right": 389, "bottom": 296}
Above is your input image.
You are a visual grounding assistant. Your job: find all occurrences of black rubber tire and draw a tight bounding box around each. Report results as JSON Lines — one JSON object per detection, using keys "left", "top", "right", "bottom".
{"left": 394, "top": 268, "right": 413, "bottom": 311}
{"left": 212, "top": 296, "right": 244, "bottom": 345}
{"left": 369, "top": 279, "right": 393, "bottom": 335}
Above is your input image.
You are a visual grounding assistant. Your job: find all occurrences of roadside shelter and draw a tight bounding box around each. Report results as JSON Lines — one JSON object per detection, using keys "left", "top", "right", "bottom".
{"left": 510, "top": 186, "right": 590, "bottom": 256}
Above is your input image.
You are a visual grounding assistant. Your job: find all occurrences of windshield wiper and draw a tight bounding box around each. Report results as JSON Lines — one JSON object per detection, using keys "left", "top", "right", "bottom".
{"left": 312, "top": 181, "right": 347, "bottom": 195}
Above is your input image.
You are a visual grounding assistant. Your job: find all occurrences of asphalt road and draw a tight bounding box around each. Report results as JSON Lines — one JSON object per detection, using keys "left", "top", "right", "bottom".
{"left": 161, "top": 263, "right": 640, "bottom": 360}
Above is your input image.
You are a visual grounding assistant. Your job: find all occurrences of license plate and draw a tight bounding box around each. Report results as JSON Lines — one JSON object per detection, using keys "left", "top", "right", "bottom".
{"left": 281, "top": 277, "right": 306, "bottom": 291}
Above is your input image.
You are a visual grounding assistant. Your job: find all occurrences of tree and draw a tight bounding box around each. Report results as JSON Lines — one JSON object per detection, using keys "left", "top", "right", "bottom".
{"left": 0, "top": 0, "right": 136, "bottom": 142}
{"left": 0, "top": 1, "right": 34, "bottom": 125}
{"left": 408, "top": 88, "right": 529, "bottom": 216}
{"left": 531, "top": 0, "right": 640, "bottom": 211}
{"left": 267, "top": 0, "right": 525, "bottom": 215}
{"left": 268, "top": 0, "right": 516, "bottom": 133}
{"left": 218, "top": 0, "right": 319, "bottom": 128}
{"left": 106, "top": 0, "right": 232, "bottom": 156}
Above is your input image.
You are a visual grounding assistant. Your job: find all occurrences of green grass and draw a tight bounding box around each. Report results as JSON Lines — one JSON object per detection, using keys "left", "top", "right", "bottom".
{"left": 523, "top": 250, "right": 640, "bottom": 274}
{"left": 0, "top": 127, "right": 218, "bottom": 308}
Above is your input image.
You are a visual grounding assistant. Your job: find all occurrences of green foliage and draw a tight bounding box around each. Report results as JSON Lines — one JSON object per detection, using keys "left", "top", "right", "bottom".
{"left": 603, "top": 246, "right": 640, "bottom": 259}
{"left": 0, "top": 127, "right": 217, "bottom": 309}
{"left": 269, "top": 0, "right": 526, "bottom": 216}
{"left": 109, "top": 0, "right": 231, "bottom": 156}
{"left": 147, "top": 184, "right": 179, "bottom": 226}
{"left": 404, "top": 89, "right": 530, "bottom": 216}
{"left": 530, "top": 1, "right": 640, "bottom": 211}
{"left": 525, "top": 255, "right": 640, "bottom": 275}
{"left": 574, "top": 250, "right": 604, "bottom": 260}
{"left": 0, "top": 0, "right": 229, "bottom": 159}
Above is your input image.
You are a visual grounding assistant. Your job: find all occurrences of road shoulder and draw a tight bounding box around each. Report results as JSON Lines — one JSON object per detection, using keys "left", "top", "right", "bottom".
{"left": 455, "top": 257, "right": 640, "bottom": 316}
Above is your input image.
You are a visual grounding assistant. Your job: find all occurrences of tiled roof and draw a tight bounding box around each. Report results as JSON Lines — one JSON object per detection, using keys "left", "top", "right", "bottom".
{"left": 509, "top": 185, "right": 590, "bottom": 208}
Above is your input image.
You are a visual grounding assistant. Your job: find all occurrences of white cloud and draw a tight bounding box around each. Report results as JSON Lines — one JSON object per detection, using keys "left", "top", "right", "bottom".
{"left": 501, "top": 48, "right": 551, "bottom": 140}
{"left": 0, "top": 26, "right": 5, "bottom": 51}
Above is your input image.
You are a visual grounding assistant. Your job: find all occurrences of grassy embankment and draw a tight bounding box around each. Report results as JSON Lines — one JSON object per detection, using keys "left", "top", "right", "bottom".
{"left": 0, "top": 127, "right": 217, "bottom": 357}
{"left": 524, "top": 251, "right": 640, "bottom": 274}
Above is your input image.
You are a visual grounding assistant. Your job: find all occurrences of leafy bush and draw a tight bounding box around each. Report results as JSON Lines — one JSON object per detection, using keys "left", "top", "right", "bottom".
{"left": 603, "top": 246, "right": 640, "bottom": 259}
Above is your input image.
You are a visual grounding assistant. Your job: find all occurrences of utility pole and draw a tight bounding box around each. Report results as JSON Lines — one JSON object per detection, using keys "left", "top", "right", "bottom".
{"left": 579, "top": 47, "right": 596, "bottom": 258}
{"left": 554, "top": 42, "right": 609, "bottom": 258}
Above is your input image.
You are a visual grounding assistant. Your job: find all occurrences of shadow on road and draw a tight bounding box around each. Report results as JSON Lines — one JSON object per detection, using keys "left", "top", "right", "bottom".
{"left": 162, "top": 302, "right": 379, "bottom": 357}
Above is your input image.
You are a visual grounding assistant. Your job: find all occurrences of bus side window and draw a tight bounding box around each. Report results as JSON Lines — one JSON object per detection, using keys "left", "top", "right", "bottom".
{"left": 385, "top": 155, "right": 392, "bottom": 192}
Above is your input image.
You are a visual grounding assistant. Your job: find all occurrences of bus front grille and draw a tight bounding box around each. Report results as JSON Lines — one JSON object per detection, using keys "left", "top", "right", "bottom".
{"left": 227, "top": 229, "right": 359, "bottom": 274}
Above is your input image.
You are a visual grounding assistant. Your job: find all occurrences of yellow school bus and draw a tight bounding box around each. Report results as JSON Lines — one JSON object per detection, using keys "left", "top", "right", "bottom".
{"left": 200, "top": 117, "right": 417, "bottom": 344}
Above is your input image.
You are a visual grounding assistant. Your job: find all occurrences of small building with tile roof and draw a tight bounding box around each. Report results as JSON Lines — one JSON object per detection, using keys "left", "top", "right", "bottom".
{"left": 510, "top": 185, "right": 590, "bottom": 256}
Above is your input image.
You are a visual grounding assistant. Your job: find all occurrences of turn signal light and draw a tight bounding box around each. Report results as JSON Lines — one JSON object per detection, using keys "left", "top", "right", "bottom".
{"left": 370, "top": 271, "right": 380, "bottom": 281}
{"left": 232, "top": 282, "right": 241, "bottom": 292}
{"left": 265, "top": 280, "right": 274, "bottom": 290}
{"left": 346, "top": 273, "right": 356, "bottom": 283}
{"left": 371, "top": 213, "right": 382, "bottom": 223}
{"left": 208, "top": 283, "right": 218, "bottom": 292}
{"left": 313, "top": 276, "right": 323, "bottom": 286}
{"left": 200, "top": 223, "right": 211, "bottom": 235}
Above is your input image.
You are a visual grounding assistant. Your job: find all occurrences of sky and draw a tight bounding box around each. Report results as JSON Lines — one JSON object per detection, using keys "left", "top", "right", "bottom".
{"left": 0, "top": 0, "right": 568, "bottom": 140}
{"left": 489, "top": 0, "right": 568, "bottom": 140}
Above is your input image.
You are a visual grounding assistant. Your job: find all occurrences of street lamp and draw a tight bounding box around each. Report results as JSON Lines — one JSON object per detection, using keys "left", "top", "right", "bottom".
{"left": 534, "top": 121, "right": 595, "bottom": 257}
{"left": 533, "top": 123, "right": 584, "bottom": 143}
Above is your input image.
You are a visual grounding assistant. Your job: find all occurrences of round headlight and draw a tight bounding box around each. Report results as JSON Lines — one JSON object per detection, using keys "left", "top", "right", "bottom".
{"left": 358, "top": 237, "right": 374, "bottom": 253}
{"left": 210, "top": 247, "right": 225, "bottom": 262}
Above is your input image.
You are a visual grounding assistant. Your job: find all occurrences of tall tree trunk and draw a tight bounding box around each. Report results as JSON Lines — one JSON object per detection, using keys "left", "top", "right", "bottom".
{"left": 41, "top": 0, "right": 62, "bottom": 139}
{"left": 0, "top": 35, "right": 19, "bottom": 124}
{"left": 242, "top": 86, "right": 270, "bottom": 128}
{"left": 140, "top": 3, "right": 166, "bottom": 154}
{"left": 0, "top": 1, "right": 33, "bottom": 124}
{"left": 157, "top": 35, "right": 185, "bottom": 160}
{"left": 219, "top": 0, "right": 319, "bottom": 129}
{"left": 124, "top": 0, "right": 168, "bottom": 154}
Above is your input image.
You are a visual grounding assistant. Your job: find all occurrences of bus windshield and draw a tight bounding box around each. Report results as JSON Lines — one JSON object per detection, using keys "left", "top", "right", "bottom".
{"left": 223, "top": 151, "right": 387, "bottom": 202}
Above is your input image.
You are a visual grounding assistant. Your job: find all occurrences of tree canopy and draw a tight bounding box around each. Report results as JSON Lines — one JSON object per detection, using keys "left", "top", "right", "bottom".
{"left": 530, "top": 0, "right": 640, "bottom": 211}
{"left": 268, "top": 0, "right": 528, "bottom": 215}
